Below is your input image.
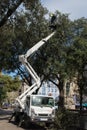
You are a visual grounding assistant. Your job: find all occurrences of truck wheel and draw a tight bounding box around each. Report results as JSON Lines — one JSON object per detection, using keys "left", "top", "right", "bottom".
{"left": 45, "top": 123, "right": 50, "bottom": 127}
{"left": 45, "top": 123, "right": 54, "bottom": 128}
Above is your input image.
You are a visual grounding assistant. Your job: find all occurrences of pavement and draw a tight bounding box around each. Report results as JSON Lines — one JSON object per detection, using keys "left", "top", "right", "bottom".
{"left": 0, "top": 108, "right": 47, "bottom": 130}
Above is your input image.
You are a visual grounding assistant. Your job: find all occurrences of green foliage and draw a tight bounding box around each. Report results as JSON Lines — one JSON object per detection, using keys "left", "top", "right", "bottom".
{"left": 33, "top": 11, "right": 72, "bottom": 80}
{"left": 66, "top": 18, "right": 87, "bottom": 76}
{"left": 0, "top": 0, "right": 40, "bottom": 27}
{"left": 0, "top": 0, "right": 48, "bottom": 74}
{"left": 0, "top": 75, "right": 21, "bottom": 92}
{"left": 54, "top": 108, "right": 79, "bottom": 130}
{"left": 0, "top": 74, "right": 21, "bottom": 104}
{"left": 0, "top": 86, "right": 7, "bottom": 105}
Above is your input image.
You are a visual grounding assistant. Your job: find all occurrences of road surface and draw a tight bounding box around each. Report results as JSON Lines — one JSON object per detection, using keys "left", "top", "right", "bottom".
{"left": 0, "top": 108, "right": 47, "bottom": 130}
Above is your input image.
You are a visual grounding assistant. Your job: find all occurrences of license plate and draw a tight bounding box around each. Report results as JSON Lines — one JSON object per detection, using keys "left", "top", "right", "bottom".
{"left": 40, "top": 118, "right": 47, "bottom": 121}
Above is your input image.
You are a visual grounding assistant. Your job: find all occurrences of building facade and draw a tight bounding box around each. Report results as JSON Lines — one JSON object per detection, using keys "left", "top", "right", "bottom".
{"left": 38, "top": 81, "right": 59, "bottom": 99}
{"left": 64, "top": 78, "right": 79, "bottom": 109}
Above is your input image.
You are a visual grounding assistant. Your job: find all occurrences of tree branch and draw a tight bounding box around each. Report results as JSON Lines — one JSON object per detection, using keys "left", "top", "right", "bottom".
{"left": 0, "top": 0, "right": 24, "bottom": 27}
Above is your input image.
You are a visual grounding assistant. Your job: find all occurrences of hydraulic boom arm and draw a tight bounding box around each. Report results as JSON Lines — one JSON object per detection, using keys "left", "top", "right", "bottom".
{"left": 16, "top": 14, "right": 57, "bottom": 110}
{"left": 16, "top": 31, "right": 56, "bottom": 109}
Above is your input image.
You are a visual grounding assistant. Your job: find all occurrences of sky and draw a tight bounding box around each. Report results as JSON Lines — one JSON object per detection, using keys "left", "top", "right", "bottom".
{"left": 41, "top": 0, "right": 87, "bottom": 20}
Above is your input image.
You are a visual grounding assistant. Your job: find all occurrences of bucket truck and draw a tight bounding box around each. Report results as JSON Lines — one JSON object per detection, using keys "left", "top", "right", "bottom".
{"left": 12, "top": 15, "right": 57, "bottom": 127}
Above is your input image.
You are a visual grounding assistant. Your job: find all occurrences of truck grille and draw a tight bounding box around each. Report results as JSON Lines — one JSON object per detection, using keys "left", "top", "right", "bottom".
{"left": 38, "top": 114, "right": 48, "bottom": 116}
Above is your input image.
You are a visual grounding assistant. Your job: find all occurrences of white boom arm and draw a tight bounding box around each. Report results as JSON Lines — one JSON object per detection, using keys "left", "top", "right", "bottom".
{"left": 16, "top": 31, "right": 56, "bottom": 110}
{"left": 25, "top": 31, "right": 55, "bottom": 58}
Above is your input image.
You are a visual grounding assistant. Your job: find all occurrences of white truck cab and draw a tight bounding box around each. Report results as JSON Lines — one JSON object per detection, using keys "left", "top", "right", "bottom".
{"left": 25, "top": 95, "right": 55, "bottom": 122}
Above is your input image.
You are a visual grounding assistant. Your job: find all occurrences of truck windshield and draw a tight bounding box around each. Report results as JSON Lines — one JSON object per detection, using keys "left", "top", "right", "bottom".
{"left": 31, "top": 96, "right": 54, "bottom": 107}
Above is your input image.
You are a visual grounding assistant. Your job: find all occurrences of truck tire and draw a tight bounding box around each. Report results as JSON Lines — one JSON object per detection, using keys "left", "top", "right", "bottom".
{"left": 45, "top": 122, "right": 54, "bottom": 128}
{"left": 45, "top": 123, "right": 50, "bottom": 127}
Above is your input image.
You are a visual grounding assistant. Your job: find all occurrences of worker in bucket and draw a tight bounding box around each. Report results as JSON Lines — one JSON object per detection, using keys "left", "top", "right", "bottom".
{"left": 49, "top": 13, "right": 57, "bottom": 30}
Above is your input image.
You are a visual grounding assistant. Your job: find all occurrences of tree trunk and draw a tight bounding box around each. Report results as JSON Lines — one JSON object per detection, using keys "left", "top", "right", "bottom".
{"left": 58, "top": 89, "right": 64, "bottom": 108}
{"left": 58, "top": 77, "right": 64, "bottom": 108}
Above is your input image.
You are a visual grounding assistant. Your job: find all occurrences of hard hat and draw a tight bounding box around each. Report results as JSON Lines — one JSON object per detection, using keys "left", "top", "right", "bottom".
{"left": 50, "top": 13, "right": 54, "bottom": 17}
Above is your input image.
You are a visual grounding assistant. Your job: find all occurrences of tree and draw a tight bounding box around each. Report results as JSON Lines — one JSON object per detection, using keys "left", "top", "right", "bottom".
{"left": 0, "top": 85, "right": 7, "bottom": 106}
{"left": 0, "top": 74, "right": 21, "bottom": 105}
{"left": 0, "top": 0, "right": 45, "bottom": 76}
{"left": 0, "top": 75, "right": 21, "bottom": 92}
{"left": 31, "top": 11, "right": 73, "bottom": 107}
{"left": 66, "top": 18, "right": 87, "bottom": 112}
{"left": 0, "top": 0, "right": 48, "bottom": 73}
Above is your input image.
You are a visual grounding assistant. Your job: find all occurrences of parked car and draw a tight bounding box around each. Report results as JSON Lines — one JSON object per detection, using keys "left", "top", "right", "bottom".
{"left": 2, "top": 102, "right": 9, "bottom": 109}
{"left": 75, "top": 102, "right": 87, "bottom": 110}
